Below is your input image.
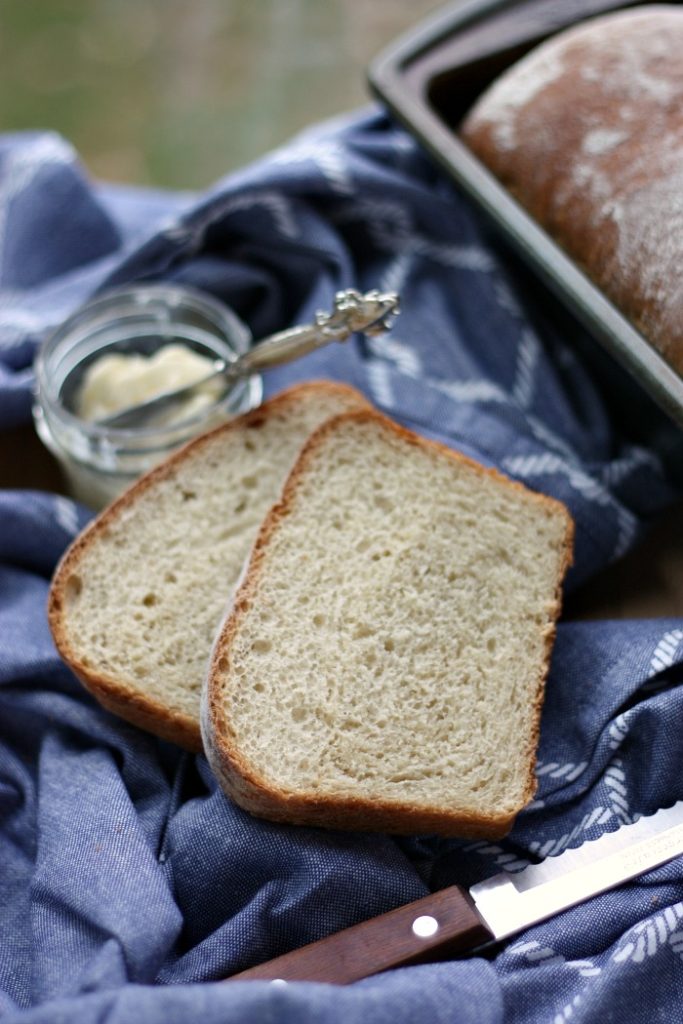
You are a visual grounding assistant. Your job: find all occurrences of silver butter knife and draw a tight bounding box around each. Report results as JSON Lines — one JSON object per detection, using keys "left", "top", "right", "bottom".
{"left": 226, "top": 801, "right": 683, "bottom": 985}
{"left": 97, "top": 288, "right": 399, "bottom": 429}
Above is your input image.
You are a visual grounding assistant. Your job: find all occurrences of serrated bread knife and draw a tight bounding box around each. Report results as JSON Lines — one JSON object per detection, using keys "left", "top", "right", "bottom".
{"left": 227, "top": 801, "right": 683, "bottom": 985}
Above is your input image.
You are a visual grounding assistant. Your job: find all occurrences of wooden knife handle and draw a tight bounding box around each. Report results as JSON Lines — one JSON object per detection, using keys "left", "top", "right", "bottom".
{"left": 226, "top": 885, "right": 493, "bottom": 985}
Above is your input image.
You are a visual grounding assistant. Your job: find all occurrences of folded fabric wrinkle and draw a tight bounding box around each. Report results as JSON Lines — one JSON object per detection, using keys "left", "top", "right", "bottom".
{"left": 1, "top": 108, "right": 682, "bottom": 1023}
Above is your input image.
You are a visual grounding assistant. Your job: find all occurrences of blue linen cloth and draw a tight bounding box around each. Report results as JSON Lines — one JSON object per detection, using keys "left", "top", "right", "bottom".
{"left": 1, "top": 108, "right": 682, "bottom": 1023}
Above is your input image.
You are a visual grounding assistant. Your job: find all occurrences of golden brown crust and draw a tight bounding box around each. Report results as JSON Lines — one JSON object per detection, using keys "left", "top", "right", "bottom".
{"left": 460, "top": 5, "right": 683, "bottom": 375}
{"left": 205, "top": 408, "right": 574, "bottom": 837}
{"left": 48, "top": 380, "right": 370, "bottom": 752}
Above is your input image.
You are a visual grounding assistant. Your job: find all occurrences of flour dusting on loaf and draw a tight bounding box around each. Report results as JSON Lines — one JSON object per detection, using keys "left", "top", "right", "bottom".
{"left": 461, "top": 5, "right": 683, "bottom": 374}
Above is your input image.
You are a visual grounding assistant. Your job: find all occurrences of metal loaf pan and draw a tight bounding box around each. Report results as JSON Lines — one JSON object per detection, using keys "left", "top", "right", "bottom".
{"left": 368, "top": 0, "right": 683, "bottom": 429}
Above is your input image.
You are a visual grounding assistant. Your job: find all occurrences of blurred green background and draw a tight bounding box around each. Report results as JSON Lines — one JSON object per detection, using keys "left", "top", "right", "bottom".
{"left": 0, "top": 0, "right": 440, "bottom": 190}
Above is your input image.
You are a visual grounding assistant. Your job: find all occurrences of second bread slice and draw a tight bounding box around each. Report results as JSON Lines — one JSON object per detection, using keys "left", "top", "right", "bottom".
{"left": 48, "top": 382, "right": 369, "bottom": 751}
{"left": 204, "top": 411, "right": 573, "bottom": 838}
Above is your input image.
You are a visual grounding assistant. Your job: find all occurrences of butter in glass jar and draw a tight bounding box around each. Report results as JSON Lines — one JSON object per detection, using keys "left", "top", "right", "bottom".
{"left": 33, "top": 285, "right": 263, "bottom": 509}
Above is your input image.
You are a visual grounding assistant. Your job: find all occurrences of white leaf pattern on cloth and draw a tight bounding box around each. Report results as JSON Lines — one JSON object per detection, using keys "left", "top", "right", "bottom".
{"left": 503, "top": 452, "right": 637, "bottom": 558}
{"left": 613, "top": 903, "right": 683, "bottom": 964}
{"left": 270, "top": 139, "right": 355, "bottom": 196}
{"left": 527, "top": 803, "right": 615, "bottom": 859}
{"left": 605, "top": 759, "right": 632, "bottom": 825}
{"left": 507, "top": 940, "right": 601, "bottom": 978}
{"left": 553, "top": 994, "right": 584, "bottom": 1024}
{"left": 512, "top": 329, "right": 541, "bottom": 409}
{"left": 608, "top": 712, "right": 632, "bottom": 751}
{"left": 462, "top": 839, "right": 530, "bottom": 873}
{"left": 536, "top": 760, "right": 588, "bottom": 783}
{"left": 0, "top": 134, "right": 76, "bottom": 268}
{"left": 649, "top": 629, "right": 683, "bottom": 677}
{"left": 53, "top": 496, "right": 80, "bottom": 537}
{"left": 182, "top": 190, "right": 301, "bottom": 254}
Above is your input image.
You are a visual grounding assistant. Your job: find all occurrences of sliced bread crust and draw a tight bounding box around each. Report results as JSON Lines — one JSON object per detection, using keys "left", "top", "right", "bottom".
{"left": 204, "top": 410, "right": 574, "bottom": 837}
{"left": 48, "top": 381, "right": 370, "bottom": 751}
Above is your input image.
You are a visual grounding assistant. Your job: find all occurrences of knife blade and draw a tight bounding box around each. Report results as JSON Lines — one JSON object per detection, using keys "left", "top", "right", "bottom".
{"left": 226, "top": 800, "right": 683, "bottom": 985}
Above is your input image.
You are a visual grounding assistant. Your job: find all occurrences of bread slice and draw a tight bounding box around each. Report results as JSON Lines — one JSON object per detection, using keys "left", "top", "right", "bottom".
{"left": 48, "top": 382, "right": 370, "bottom": 751}
{"left": 203, "top": 411, "right": 573, "bottom": 837}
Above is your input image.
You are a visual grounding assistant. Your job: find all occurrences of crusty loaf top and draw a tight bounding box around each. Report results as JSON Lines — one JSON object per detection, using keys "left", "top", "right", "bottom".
{"left": 461, "top": 5, "right": 683, "bottom": 375}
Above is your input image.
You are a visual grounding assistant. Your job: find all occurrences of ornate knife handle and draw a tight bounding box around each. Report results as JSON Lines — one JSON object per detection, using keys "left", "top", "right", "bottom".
{"left": 240, "top": 288, "right": 400, "bottom": 373}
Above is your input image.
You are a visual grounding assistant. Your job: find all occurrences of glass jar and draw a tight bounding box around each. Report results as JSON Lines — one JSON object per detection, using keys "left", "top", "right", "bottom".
{"left": 33, "top": 284, "right": 263, "bottom": 509}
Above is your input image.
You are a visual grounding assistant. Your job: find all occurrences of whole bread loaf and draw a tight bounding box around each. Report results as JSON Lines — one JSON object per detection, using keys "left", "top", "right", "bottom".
{"left": 48, "top": 381, "right": 369, "bottom": 751}
{"left": 203, "top": 410, "right": 573, "bottom": 838}
{"left": 460, "top": 5, "right": 683, "bottom": 376}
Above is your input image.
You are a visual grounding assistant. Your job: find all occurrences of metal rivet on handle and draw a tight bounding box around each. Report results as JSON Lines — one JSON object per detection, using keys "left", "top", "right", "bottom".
{"left": 412, "top": 915, "right": 439, "bottom": 938}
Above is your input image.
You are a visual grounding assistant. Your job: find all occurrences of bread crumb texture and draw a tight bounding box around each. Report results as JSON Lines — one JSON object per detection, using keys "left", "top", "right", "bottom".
{"left": 210, "top": 413, "right": 572, "bottom": 835}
